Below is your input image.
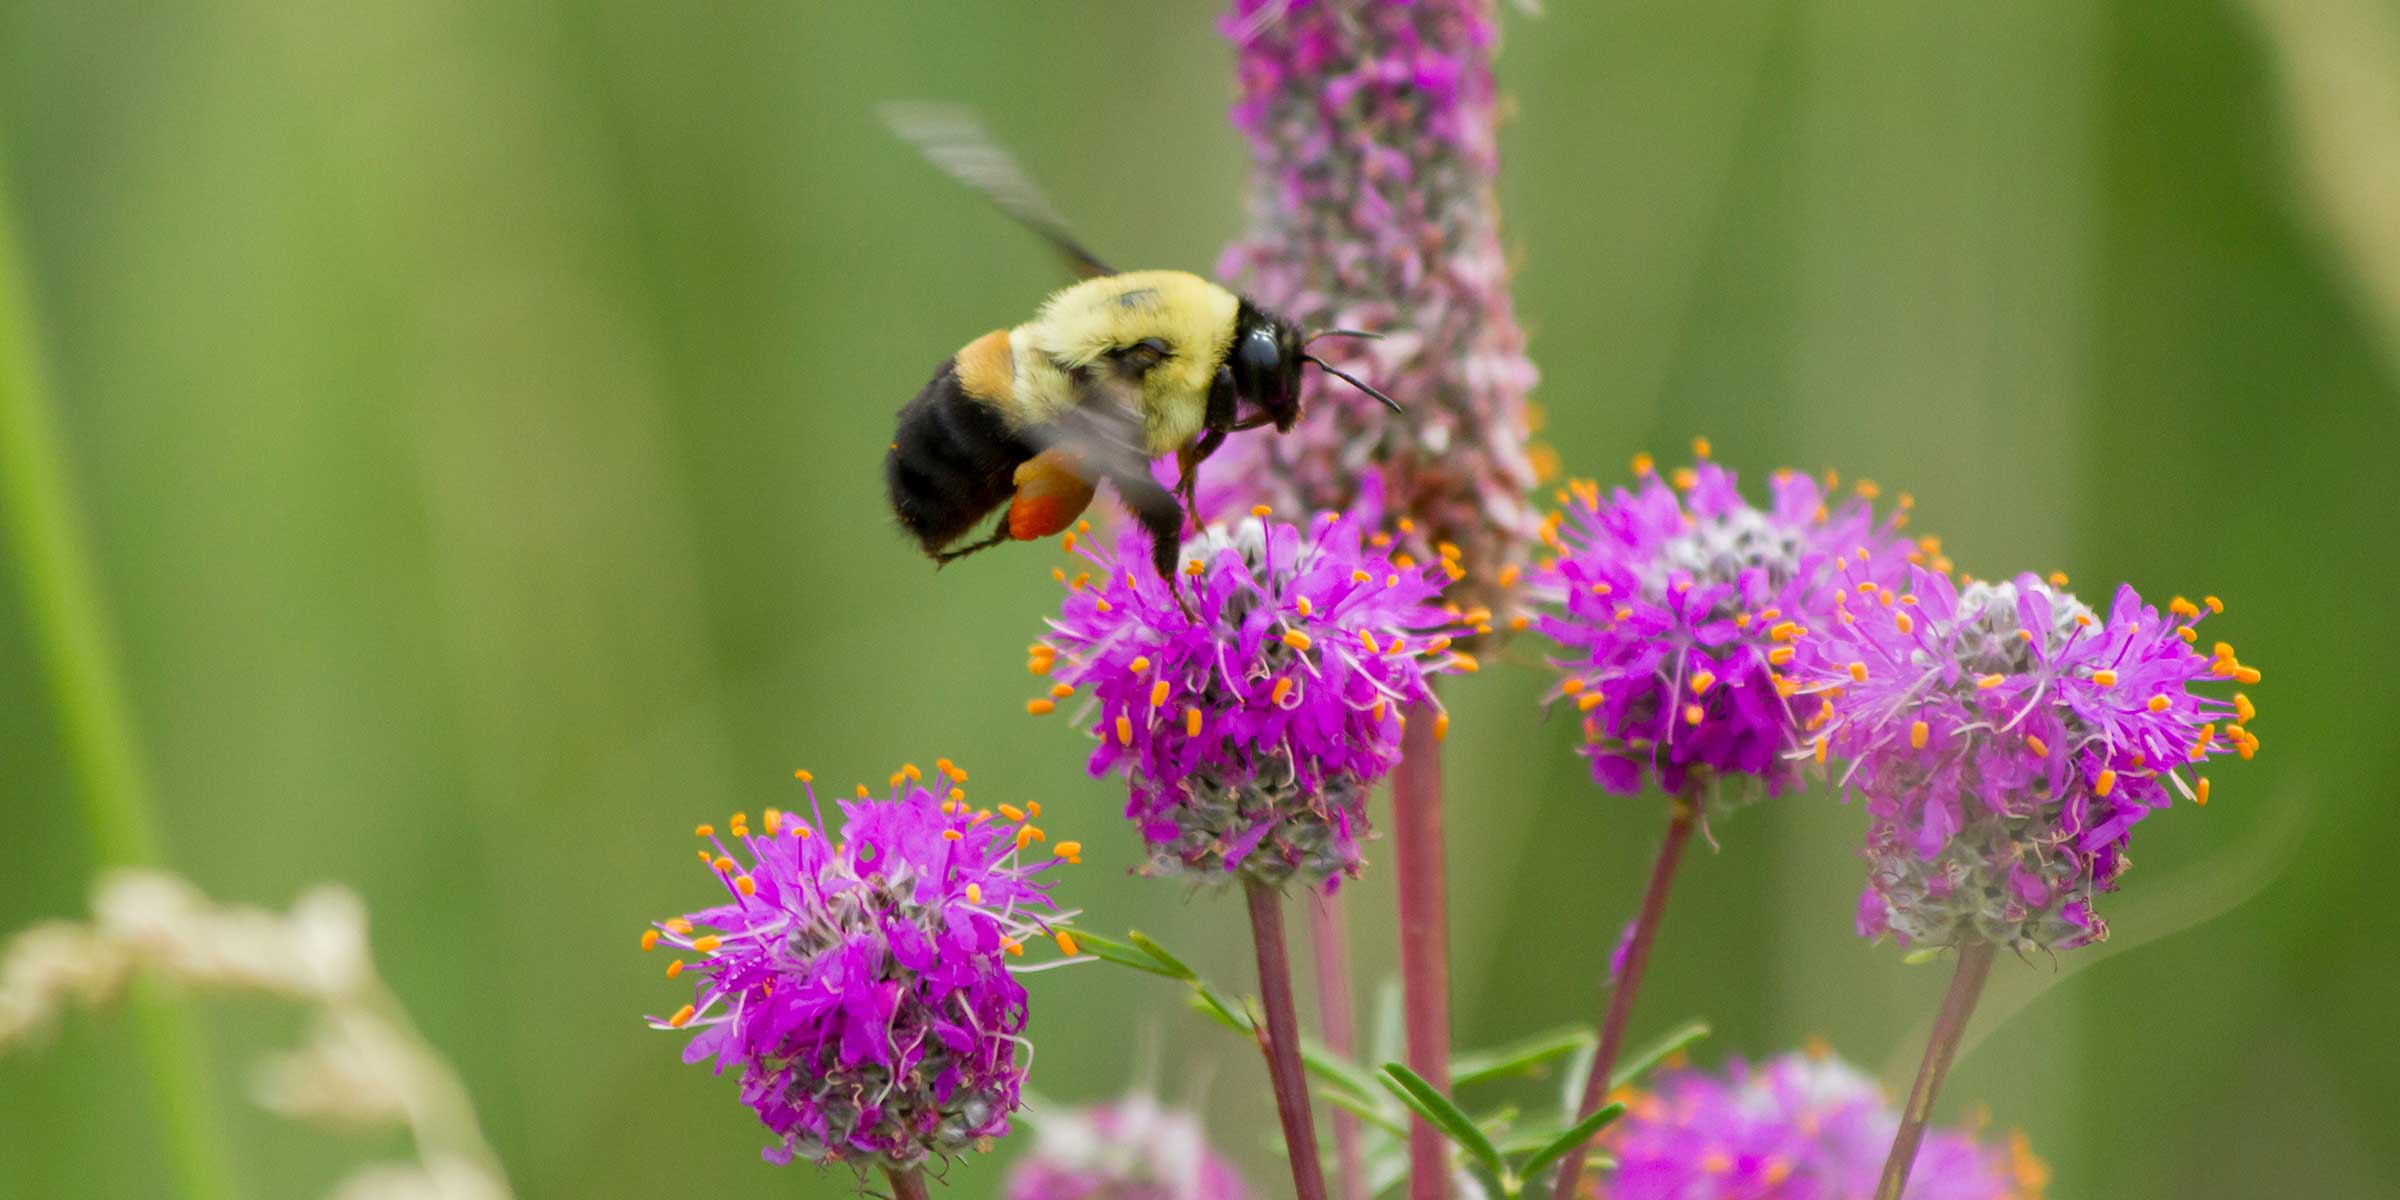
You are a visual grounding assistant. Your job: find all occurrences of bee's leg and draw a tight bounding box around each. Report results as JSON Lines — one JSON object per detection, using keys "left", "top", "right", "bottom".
{"left": 932, "top": 511, "right": 1014, "bottom": 567}
{"left": 1179, "top": 365, "right": 1239, "bottom": 524}
{"left": 1174, "top": 428, "right": 1226, "bottom": 526}
{"left": 1106, "top": 465, "right": 1189, "bottom": 586}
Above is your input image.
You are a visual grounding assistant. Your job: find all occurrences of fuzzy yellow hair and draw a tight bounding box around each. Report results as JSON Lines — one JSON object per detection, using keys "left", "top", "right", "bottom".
{"left": 995, "top": 270, "right": 1240, "bottom": 455}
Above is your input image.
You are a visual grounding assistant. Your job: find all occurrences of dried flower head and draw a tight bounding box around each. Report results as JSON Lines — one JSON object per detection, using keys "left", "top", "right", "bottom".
{"left": 2, "top": 871, "right": 510, "bottom": 1197}
{"left": 1807, "top": 570, "right": 2260, "bottom": 951}
{"left": 1599, "top": 1048, "right": 2048, "bottom": 1200}
{"left": 646, "top": 765, "right": 1080, "bottom": 1168}
{"left": 1032, "top": 512, "right": 1466, "bottom": 889}
{"left": 1531, "top": 452, "right": 1912, "bottom": 805}
{"left": 1002, "top": 1094, "right": 1250, "bottom": 1200}
{"left": 1213, "top": 0, "right": 1540, "bottom": 618}
{"left": 2, "top": 871, "right": 373, "bottom": 1049}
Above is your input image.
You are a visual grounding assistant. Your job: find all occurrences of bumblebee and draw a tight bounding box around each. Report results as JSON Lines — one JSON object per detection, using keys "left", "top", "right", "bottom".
{"left": 881, "top": 106, "right": 1398, "bottom": 581}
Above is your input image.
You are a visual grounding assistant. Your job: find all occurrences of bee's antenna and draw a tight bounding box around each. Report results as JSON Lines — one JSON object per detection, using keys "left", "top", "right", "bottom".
{"left": 1304, "top": 354, "right": 1403, "bottom": 414}
{"left": 1305, "top": 328, "right": 1385, "bottom": 345}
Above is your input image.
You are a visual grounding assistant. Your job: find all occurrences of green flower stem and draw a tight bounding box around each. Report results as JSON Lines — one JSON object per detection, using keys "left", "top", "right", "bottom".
{"left": 0, "top": 168, "right": 236, "bottom": 1200}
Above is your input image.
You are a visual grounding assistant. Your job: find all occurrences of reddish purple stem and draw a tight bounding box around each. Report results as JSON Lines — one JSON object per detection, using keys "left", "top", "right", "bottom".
{"left": 1247, "top": 878, "right": 1329, "bottom": 1200}
{"left": 1875, "top": 941, "right": 1998, "bottom": 1200}
{"left": 1550, "top": 798, "right": 1697, "bottom": 1200}
{"left": 1394, "top": 700, "right": 1450, "bottom": 1200}
{"left": 883, "top": 1167, "right": 930, "bottom": 1200}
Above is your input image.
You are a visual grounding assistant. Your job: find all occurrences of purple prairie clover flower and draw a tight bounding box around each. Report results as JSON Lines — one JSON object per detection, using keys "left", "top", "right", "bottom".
{"left": 1029, "top": 510, "right": 1469, "bottom": 889}
{"left": 1002, "top": 1094, "right": 1250, "bottom": 1200}
{"left": 1597, "top": 1048, "right": 2050, "bottom": 1200}
{"left": 1213, "top": 0, "right": 1541, "bottom": 619}
{"left": 1807, "top": 570, "right": 2262, "bottom": 952}
{"left": 643, "top": 763, "right": 1084, "bottom": 1169}
{"left": 1530, "top": 449, "right": 1914, "bottom": 805}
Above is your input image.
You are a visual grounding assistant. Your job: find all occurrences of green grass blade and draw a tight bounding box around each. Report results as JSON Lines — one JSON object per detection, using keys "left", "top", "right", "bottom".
{"left": 0, "top": 167, "right": 237, "bottom": 1200}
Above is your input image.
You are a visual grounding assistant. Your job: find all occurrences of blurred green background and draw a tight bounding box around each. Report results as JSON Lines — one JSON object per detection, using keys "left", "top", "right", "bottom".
{"left": 3, "top": 1, "right": 2395, "bottom": 1196}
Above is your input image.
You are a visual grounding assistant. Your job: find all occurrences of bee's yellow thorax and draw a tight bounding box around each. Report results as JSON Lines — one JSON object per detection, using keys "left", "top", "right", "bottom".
{"left": 1006, "top": 270, "right": 1239, "bottom": 454}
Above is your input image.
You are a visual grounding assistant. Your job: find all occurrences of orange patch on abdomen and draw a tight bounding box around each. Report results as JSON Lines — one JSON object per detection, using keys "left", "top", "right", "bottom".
{"left": 1008, "top": 448, "right": 1097, "bottom": 540}
{"left": 954, "top": 329, "right": 1015, "bottom": 404}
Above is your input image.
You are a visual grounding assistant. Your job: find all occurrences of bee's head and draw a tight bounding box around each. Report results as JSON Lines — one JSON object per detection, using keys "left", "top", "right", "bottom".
{"left": 1229, "top": 298, "right": 1402, "bottom": 435}
{"left": 1229, "top": 301, "right": 1309, "bottom": 433}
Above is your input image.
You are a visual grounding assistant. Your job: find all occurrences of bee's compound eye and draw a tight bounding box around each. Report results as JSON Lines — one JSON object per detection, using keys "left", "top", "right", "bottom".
{"left": 1234, "top": 328, "right": 1280, "bottom": 378}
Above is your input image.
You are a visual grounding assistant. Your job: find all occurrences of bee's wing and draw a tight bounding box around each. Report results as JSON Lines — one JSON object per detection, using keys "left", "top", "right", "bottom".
{"left": 1023, "top": 370, "right": 1157, "bottom": 486}
{"left": 881, "top": 102, "right": 1118, "bottom": 281}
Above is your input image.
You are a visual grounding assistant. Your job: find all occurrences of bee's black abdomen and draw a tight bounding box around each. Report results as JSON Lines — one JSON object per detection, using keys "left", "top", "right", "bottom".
{"left": 886, "top": 359, "right": 1036, "bottom": 556}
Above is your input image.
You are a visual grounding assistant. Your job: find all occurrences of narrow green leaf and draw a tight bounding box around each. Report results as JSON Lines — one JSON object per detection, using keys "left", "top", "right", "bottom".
{"left": 1477, "top": 1103, "right": 1522, "bottom": 1133}
{"left": 1192, "top": 982, "right": 1255, "bottom": 1032}
{"left": 1322, "top": 1086, "right": 1409, "bottom": 1137}
{"left": 1608, "top": 1019, "right": 1711, "bottom": 1090}
{"left": 1299, "top": 1038, "right": 1382, "bottom": 1102}
{"left": 1453, "top": 1026, "right": 1596, "bottom": 1088}
{"left": 1518, "top": 1101, "right": 1627, "bottom": 1182}
{"left": 1376, "top": 1063, "right": 1502, "bottom": 1174}
{"left": 1494, "top": 1128, "right": 1573, "bottom": 1156}
{"left": 1067, "top": 930, "right": 1182, "bottom": 977}
{"left": 1125, "top": 930, "right": 1199, "bottom": 980}
{"left": 1557, "top": 1041, "right": 1597, "bottom": 1115}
